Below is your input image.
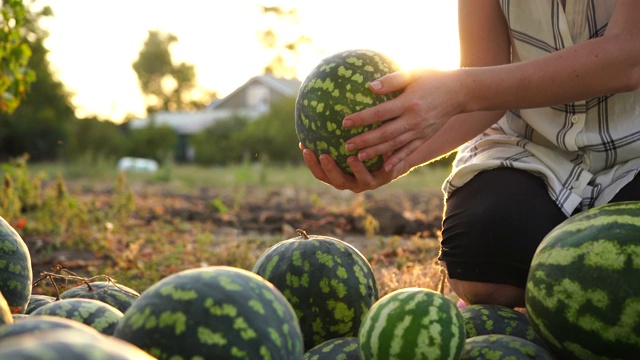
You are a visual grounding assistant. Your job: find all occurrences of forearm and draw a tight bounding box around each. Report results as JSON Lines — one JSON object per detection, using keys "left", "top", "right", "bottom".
{"left": 404, "top": 110, "right": 505, "bottom": 169}
{"left": 461, "top": 32, "right": 640, "bottom": 113}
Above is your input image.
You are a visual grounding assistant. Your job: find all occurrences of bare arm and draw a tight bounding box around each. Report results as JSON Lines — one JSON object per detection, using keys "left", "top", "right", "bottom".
{"left": 345, "top": 0, "right": 640, "bottom": 170}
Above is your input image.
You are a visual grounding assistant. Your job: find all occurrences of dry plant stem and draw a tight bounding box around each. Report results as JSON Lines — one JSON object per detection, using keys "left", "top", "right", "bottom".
{"left": 32, "top": 265, "right": 139, "bottom": 298}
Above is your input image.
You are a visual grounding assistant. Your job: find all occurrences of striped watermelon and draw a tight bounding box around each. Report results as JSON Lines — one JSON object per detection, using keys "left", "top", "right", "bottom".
{"left": 60, "top": 281, "right": 140, "bottom": 313}
{"left": 295, "top": 49, "right": 402, "bottom": 173}
{"left": 358, "top": 287, "right": 465, "bottom": 360}
{"left": 113, "top": 266, "right": 304, "bottom": 360}
{"left": 252, "top": 230, "right": 378, "bottom": 351}
{"left": 0, "top": 315, "right": 104, "bottom": 341}
{"left": 30, "top": 298, "right": 124, "bottom": 335}
{"left": 460, "top": 304, "right": 542, "bottom": 346}
{"left": 525, "top": 201, "right": 640, "bottom": 359}
{"left": 461, "top": 334, "right": 554, "bottom": 360}
{"left": 0, "top": 216, "right": 32, "bottom": 314}
{"left": 303, "top": 337, "right": 360, "bottom": 360}
{"left": 25, "top": 294, "right": 57, "bottom": 314}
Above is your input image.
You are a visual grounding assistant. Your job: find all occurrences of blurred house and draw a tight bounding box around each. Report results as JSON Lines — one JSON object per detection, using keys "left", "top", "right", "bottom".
{"left": 129, "top": 74, "right": 301, "bottom": 162}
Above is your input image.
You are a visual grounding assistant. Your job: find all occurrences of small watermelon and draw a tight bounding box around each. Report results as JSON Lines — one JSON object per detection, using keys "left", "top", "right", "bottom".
{"left": 526, "top": 201, "right": 640, "bottom": 359}
{"left": 25, "top": 294, "right": 57, "bottom": 314}
{"left": 303, "top": 337, "right": 360, "bottom": 360}
{"left": 60, "top": 281, "right": 139, "bottom": 313}
{"left": 30, "top": 298, "right": 124, "bottom": 335}
{"left": 113, "top": 265, "right": 304, "bottom": 360}
{"left": 460, "top": 304, "right": 542, "bottom": 346}
{"left": 0, "top": 328, "right": 155, "bottom": 359}
{"left": 461, "top": 334, "right": 554, "bottom": 360}
{"left": 295, "top": 49, "right": 402, "bottom": 173}
{"left": 358, "top": 287, "right": 465, "bottom": 360}
{"left": 0, "top": 216, "right": 32, "bottom": 314}
{"left": 252, "top": 229, "right": 379, "bottom": 351}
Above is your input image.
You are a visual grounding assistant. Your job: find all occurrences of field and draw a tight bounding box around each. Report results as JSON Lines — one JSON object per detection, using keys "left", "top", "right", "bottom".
{"left": 7, "top": 159, "right": 456, "bottom": 301}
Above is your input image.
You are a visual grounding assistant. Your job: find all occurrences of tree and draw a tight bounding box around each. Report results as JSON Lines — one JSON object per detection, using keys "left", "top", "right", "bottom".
{"left": 132, "top": 30, "right": 207, "bottom": 113}
{"left": 0, "top": 1, "right": 75, "bottom": 161}
{"left": 258, "top": 6, "right": 311, "bottom": 79}
{"left": 1, "top": 0, "right": 36, "bottom": 114}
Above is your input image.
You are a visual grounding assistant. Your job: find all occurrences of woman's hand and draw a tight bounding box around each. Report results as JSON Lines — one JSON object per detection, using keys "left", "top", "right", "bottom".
{"left": 300, "top": 144, "right": 406, "bottom": 193}
{"left": 343, "top": 68, "right": 464, "bottom": 171}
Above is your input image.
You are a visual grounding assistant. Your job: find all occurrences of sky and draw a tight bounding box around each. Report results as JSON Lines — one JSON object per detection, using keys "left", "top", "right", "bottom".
{"left": 37, "top": 1, "right": 460, "bottom": 122}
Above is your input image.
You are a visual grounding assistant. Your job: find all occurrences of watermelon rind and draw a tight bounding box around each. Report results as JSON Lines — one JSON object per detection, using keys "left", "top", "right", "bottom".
{"left": 525, "top": 201, "right": 640, "bottom": 359}
{"left": 60, "top": 281, "right": 140, "bottom": 313}
{"left": 357, "top": 287, "right": 465, "bottom": 360}
{"left": 295, "top": 49, "right": 402, "bottom": 173}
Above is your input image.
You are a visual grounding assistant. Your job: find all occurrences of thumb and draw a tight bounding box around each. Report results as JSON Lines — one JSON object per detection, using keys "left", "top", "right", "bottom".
{"left": 369, "top": 70, "right": 413, "bottom": 94}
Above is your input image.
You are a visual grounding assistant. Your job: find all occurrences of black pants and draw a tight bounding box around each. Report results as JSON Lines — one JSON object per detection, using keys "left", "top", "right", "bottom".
{"left": 439, "top": 168, "right": 640, "bottom": 289}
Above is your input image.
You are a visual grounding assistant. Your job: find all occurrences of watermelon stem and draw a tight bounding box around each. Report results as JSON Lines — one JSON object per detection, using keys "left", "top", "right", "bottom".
{"left": 296, "top": 229, "right": 310, "bottom": 239}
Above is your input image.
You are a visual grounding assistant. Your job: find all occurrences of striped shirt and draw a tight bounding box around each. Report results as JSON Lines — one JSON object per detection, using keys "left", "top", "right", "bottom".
{"left": 443, "top": 0, "right": 640, "bottom": 216}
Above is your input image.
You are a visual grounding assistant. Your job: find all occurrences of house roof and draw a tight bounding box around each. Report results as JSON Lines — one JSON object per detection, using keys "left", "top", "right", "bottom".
{"left": 206, "top": 74, "right": 301, "bottom": 111}
{"left": 129, "top": 74, "right": 301, "bottom": 134}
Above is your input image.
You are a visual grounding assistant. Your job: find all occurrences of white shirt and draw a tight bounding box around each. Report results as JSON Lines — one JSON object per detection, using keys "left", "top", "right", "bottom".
{"left": 444, "top": 0, "right": 640, "bottom": 216}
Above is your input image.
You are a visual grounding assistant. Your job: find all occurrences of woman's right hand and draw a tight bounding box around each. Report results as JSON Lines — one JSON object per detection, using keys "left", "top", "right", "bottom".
{"left": 301, "top": 145, "right": 405, "bottom": 193}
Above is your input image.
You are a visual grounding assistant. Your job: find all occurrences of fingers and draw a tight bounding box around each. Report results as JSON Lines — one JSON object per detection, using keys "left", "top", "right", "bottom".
{"left": 369, "top": 71, "right": 413, "bottom": 95}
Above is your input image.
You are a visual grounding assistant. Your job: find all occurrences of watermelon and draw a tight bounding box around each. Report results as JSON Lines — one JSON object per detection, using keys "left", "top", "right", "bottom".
{"left": 25, "top": 294, "right": 57, "bottom": 314}
{"left": 0, "top": 328, "right": 155, "bottom": 359}
{"left": 525, "top": 201, "right": 640, "bottom": 359}
{"left": 30, "top": 298, "right": 124, "bottom": 335}
{"left": 460, "top": 304, "right": 542, "bottom": 346}
{"left": 0, "top": 315, "right": 104, "bottom": 341}
{"left": 113, "top": 265, "right": 304, "bottom": 360}
{"left": 461, "top": 334, "right": 554, "bottom": 360}
{"left": 252, "top": 229, "right": 379, "bottom": 351}
{"left": 0, "top": 215, "right": 32, "bottom": 314}
{"left": 358, "top": 287, "right": 465, "bottom": 360}
{"left": 303, "top": 337, "right": 360, "bottom": 360}
{"left": 295, "top": 49, "right": 402, "bottom": 173}
{"left": 0, "top": 290, "right": 13, "bottom": 326}
{"left": 60, "top": 281, "right": 140, "bottom": 313}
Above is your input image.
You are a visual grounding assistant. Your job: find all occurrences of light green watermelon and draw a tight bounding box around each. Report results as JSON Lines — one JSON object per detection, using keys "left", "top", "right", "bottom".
{"left": 358, "top": 287, "right": 465, "bottom": 360}
{"left": 526, "top": 201, "right": 640, "bottom": 359}
{"left": 295, "top": 49, "right": 402, "bottom": 173}
{"left": 252, "top": 230, "right": 378, "bottom": 351}
{"left": 113, "top": 265, "right": 304, "bottom": 360}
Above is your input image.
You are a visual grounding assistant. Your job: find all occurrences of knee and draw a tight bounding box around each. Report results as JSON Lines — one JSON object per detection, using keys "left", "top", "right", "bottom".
{"left": 448, "top": 277, "right": 525, "bottom": 309}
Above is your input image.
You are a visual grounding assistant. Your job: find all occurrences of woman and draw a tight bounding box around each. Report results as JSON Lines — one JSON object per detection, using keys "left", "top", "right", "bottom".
{"left": 301, "top": 0, "right": 640, "bottom": 308}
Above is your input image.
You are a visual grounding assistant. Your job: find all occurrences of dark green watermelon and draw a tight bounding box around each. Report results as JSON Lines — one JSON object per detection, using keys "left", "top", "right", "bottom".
{"left": 526, "top": 201, "right": 640, "bottom": 359}
{"left": 25, "top": 294, "right": 57, "bottom": 314}
{"left": 0, "top": 216, "right": 32, "bottom": 314}
{"left": 0, "top": 315, "right": 103, "bottom": 341}
{"left": 30, "top": 298, "right": 124, "bottom": 335}
{"left": 303, "top": 337, "right": 360, "bottom": 360}
{"left": 460, "top": 304, "right": 542, "bottom": 346}
{"left": 114, "top": 265, "right": 304, "bottom": 360}
{"left": 252, "top": 230, "right": 378, "bottom": 351}
{"left": 461, "top": 334, "right": 554, "bottom": 360}
{"left": 0, "top": 328, "right": 155, "bottom": 359}
{"left": 60, "top": 281, "right": 139, "bottom": 313}
{"left": 295, "top": 49, "right": 402, "bottom": 173}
